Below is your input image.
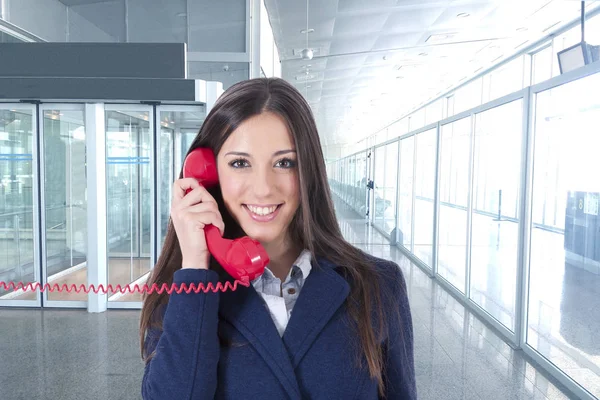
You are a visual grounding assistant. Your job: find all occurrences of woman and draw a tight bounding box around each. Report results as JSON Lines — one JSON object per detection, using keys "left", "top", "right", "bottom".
{"left": 139, "top": 77, "right": 416, "bottom": 399}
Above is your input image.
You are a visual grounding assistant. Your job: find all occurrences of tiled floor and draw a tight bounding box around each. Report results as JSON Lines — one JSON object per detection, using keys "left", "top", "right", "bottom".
{"left": 0, "top": 199, "right": 579, "bottom": 399}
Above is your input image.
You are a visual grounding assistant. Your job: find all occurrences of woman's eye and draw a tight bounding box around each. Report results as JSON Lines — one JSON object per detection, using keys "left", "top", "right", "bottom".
{"left": 275, "top": 158, "right": 296, "bottom": 168}
{"left": 229, "top": 158, "right": 250, "bottom": 168}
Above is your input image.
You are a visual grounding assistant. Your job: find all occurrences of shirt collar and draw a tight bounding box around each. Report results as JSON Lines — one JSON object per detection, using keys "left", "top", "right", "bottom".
{"left": 292, "top": 249, "right": 312, "bottom": 280}
{"left": 252, "top": 249, "right": 312, "bottom": 285}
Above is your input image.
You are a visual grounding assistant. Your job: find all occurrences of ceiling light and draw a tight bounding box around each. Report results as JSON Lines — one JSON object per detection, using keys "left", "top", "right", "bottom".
{"left": 301, "top": 48, "right": 314, "bottom": 60}
{"left": 517, "top": 27, "right": 528, "bottom": 32}
{"left": 426, "top": 33, "right": 457, "bottom": 44}
{"left": 301, "top": 28, "right": 315, "bottom": 34}
{"left": 419, "top": 52, "right": 428, "bottom": 56}
{"left": 176, "top": 12, "right": 187, "bottom": 17}
{"left": 457, "top": 12, "right": 470, "bottom": 18}
{"left": 295, "top": 74, "right": 315, "bottom": 81}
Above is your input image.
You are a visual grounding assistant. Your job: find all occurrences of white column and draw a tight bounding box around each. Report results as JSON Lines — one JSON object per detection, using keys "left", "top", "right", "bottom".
{"left": 85, "top": 103, "right": 107, "bottom": 313}
{"left": 206, "top": 81, "right": 224, "bottom": 113}
{"left": 249, "top": 0, "right": 261, "bottom": 79}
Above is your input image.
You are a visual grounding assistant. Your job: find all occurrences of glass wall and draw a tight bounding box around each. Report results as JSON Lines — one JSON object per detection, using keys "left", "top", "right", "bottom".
{"left": 328, "top": 150, "right": 369, "bottom": 219}
{"left": 373, "top": 142, "right": 399, "bottom": 236}
{"left": 437, "top": 118, "right": 471, "bottom": 292}
{"left": 42, "top": 106, "right": 87, "bottom": 302}
{"left": 373, "top": 146, "right": 386, "bottom": 229}
{"left": 470, "top": 100, "right": 523, "bottom": 331}
{"left": 159, "top": 121, "right": 174, "bottom": 249}
{"left": 0, "top": 103, "right": 207, "bottom": 307}
{"left": 158, "top": 107, "right": 206, "bottom": 250}
{"left": 528, "top": 72, "right": 600, "bottom": 398}
{"left": 354, "top": 152, "right": 367, "bottom": 216}
{"left": 105, "top": 107, "right": 153, "bottom": 302}
{"left": 0, "top": 107, "right": 36, "bottom": 301}
{"left": 383, "top": 142, "right": 398, "bottom": 235}
{"left": 397, "top": 136, "right": 414, "bottom": 250}
{"left": 326, "top": 61, "right": 600, "bottom": 400}
{"left": 413, "top": 128, "right": 437, "bottom": 268}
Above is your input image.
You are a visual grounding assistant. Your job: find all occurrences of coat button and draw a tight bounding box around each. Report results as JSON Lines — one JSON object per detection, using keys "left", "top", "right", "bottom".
{"left": 287, "top": 288, "right": 297, "bottom": 295}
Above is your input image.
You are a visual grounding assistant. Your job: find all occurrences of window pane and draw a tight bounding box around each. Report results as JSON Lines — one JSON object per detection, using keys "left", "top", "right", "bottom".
{"left": 373, "top": 146, "right": 386, "bottom": 230}
{"left": 482, "top": 56, "right": 525, "bottom": 102}
{"left": 452, "top": 78, "right": 482, "bottom": 116}
{"left": 533, "top": 46, "right": 553, "bottom": 85}
{"left": 397, "top": 137, "right": 414, "bottom": 250}
{"left": 438, "top": 118, "right": 471, "bottom": 292}
{"left": 471, "top": 100, "right": 523, "bottom": 331}
{"left": 0, "top": 108, "right": 36, "bottom": 300}
{"left": 105, "top": 109, "right": 153, "bottom": 302}
{"left": 528, "top": 71, "right": 600, "bottom": 397}
{"left": 354, "top": 152, "right": 367, "bottom": 215}
{"left": 43, "top": 108, "right": 88, "bottom": 302}
{"left": 413, "top": 128, "right": 437, "bottom": 267}
{"left": 384, "top": 142, "right": 398, "bottom": 236}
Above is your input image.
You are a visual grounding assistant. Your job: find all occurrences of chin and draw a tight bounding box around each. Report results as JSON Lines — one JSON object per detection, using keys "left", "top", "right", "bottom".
{"left": 239, "top": 225, "right": 282, "bottom": 245}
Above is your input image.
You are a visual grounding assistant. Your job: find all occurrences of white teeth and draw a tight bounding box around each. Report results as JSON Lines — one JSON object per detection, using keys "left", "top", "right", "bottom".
{"left": 247, "top": 205, "right": 277, "bottom": 215}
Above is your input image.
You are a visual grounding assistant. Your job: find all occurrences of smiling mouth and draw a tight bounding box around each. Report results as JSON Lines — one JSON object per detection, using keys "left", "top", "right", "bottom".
{"left": 244, "top": 204, "right": 281, "bottom": 216}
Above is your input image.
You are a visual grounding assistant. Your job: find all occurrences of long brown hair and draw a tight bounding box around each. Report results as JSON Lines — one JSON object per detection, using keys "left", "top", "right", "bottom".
{"left": 139, "top": 77, "right": 404, "bottom": 396}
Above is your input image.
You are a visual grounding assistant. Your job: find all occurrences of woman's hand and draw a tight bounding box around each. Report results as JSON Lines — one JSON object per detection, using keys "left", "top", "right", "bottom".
{"left": 170, "top": 178, "right": 225, "bottom": 270}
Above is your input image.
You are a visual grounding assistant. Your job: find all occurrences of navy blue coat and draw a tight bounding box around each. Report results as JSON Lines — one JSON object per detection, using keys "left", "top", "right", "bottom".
{"left": 141, "top": 256, "right": 416, "bottom": 399}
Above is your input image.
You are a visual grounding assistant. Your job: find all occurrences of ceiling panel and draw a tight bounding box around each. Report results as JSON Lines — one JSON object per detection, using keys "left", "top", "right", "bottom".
{"left": 265, "top": 0, "right": 598, "bottom": 150}
{"left": 382, "top": 8, "right": 445, "bottom": 33}
{"left": 372, "top": 32, "right": 424, "bottom": 51}
{"left": 58, "top": 0, "right": 114, "bottom": 5}
{"left": 329, "top": 34, "right": 380, "bottom": 55}
{"left": 332, "top": 13, "right": 389, "bottom": 36}
{"left": 338, "top": 0, "right": 398, "bottom": 13}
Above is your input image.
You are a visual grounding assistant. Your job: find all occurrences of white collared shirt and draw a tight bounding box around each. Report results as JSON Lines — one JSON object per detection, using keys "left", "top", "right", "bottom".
{"left": 251, "top": 249, "right": 312, "bottom": 337}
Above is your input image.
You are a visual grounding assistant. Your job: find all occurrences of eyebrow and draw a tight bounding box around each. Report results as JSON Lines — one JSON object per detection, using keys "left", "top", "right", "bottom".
{"left": 224, "top": 149, "right": 296, "bottom": 157}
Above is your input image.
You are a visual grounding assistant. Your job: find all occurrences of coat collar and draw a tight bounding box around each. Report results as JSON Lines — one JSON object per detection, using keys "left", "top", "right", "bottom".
{"left": 218, "top": 256, "right": 350, "bottom": 400}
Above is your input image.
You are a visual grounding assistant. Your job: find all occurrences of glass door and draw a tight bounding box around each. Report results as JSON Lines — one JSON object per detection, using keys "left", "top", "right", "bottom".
{"left": 156, "top": 105, "right": 206, "bottom": 253}
{"left": 104, "top": 105, "right": 154, "bottom": 305}
{"left": 366, "top": 148, "right": 374, "bottom": 222}
{"left": 0, "top": 104, "right": 41, "bottom": 307}
{"left": 40, "top": 104, "right": 88, "bottom": 306}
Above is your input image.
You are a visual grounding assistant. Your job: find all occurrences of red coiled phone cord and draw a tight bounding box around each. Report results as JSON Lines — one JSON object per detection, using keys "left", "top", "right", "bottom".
{"left": 0, "top": 279, "right": 250, "bottom": 295}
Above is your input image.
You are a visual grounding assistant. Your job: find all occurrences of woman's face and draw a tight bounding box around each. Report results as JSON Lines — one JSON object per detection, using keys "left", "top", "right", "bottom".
{"left": 217, "top": 112, "right": 300, "bottom": 246}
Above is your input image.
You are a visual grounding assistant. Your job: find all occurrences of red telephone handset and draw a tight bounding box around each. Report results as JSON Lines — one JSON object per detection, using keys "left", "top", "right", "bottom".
{"left": 182, "top": 148, "right": 268, "bottom": 282}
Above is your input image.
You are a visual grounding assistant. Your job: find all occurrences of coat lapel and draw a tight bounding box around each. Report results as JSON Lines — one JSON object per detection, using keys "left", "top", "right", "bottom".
{"left": 282, "top": 257, "right": 350, "bottom": 369}
{"left": 219, "top": 280, "right": 302, "bottom": 400}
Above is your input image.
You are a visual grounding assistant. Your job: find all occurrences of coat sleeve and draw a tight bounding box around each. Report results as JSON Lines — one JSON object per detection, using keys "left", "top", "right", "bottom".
{"left": 381, "top": 262, "right": 417, "bottom": 399}
{"left": 141, "top": 269, "right": 221, "bottom": 400}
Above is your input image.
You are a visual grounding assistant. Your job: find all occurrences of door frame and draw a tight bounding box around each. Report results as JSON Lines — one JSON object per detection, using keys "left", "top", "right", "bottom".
{"left": 0, "top": 103, "right": 42, "bottom": 307}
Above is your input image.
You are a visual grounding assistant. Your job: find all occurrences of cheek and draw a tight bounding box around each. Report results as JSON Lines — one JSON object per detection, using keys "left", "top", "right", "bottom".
{"left": 283, "top": 174, "right": 300, "bottom": 205}
{"left": 218, "top": 174, "right": 245, "bottom": 206}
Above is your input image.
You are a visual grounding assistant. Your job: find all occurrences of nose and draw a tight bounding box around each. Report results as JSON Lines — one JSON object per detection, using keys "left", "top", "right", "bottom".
{"left": 251, "top": 166, "right": 274, "bottom": 199}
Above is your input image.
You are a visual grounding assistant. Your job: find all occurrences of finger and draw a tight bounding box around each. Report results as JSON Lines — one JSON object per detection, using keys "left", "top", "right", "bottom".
{"left": 172, "top": 178, "right": 201, "bottom": 202}
{"left": 178, "top": 185, "right": 218, "bottom": 209}
{"left": 186, "top": 201, "right": 220, "bottom": 215}
{"left": 186, "top": 211, "right": 225, "bottom": 236}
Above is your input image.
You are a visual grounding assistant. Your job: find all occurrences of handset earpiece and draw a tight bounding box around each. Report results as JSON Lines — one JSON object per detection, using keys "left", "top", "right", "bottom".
{"left": 182, "top": 148, "right": 268, "bottom": 282}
